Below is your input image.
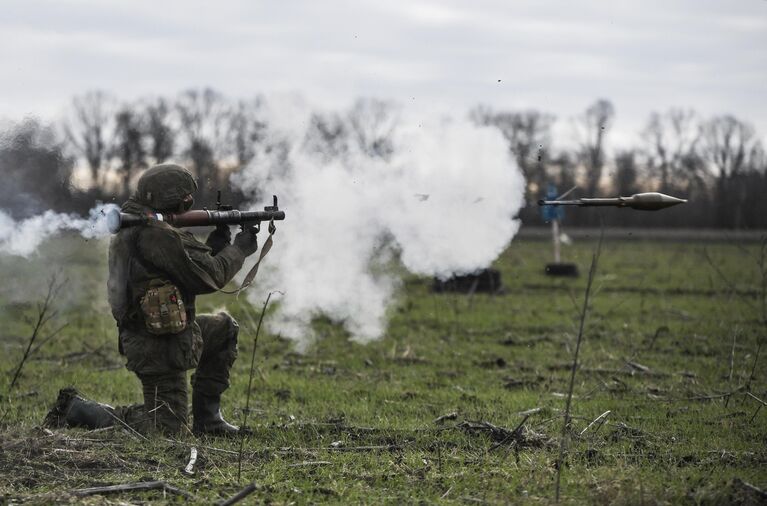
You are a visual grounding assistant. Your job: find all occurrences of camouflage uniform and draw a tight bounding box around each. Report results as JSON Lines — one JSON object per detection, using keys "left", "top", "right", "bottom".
{"left": 104, "top": 164, "right": 256, "bottom": 434}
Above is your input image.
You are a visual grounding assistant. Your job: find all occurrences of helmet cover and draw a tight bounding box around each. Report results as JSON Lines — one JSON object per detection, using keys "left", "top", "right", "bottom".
{"left": 136, "top": 163, "right": 198, "bottom": 212}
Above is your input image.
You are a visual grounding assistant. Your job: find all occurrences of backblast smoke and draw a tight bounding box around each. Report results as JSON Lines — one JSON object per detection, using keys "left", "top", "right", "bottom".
{"left": 0, "top": 98, "right": 526, "bottom": 348}
{"left": 0, "top": 204, "right": 117, "bottom": 256}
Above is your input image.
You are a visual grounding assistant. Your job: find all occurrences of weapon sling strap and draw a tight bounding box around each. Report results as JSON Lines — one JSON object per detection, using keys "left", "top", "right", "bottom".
{"left": 196, "top": 221, "right": 276, "bottom": 297}
{"left": 235, "top": 222, "right": 275, "bottom": 297}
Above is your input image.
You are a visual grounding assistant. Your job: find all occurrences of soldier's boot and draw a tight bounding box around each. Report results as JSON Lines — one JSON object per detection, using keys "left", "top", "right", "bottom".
{"left": 192, "top": 391, "right": 240, "bottom": 436}
{"left": 43, "top": 387, "right": 116, "bottom": 429}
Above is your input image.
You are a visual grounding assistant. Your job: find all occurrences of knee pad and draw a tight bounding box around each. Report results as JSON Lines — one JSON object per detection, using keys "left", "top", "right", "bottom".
{"left": 217, "top": 311, "right": 239, "bottom": 342}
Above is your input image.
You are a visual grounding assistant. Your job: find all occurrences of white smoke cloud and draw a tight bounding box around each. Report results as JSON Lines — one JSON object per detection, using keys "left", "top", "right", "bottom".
{"left": 233, "top": 98, "right": 525, "bottom": 347}
{"left": 1, "top": 98, "right": 525, "bottom": 349}
{"left": 0, "top": 203, "right": 118, "bottom": 256}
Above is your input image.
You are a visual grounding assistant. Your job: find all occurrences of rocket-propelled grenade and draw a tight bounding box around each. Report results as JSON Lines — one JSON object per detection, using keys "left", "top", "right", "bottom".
{"left": 107, "top": 195, "right": 286, "bottom": 233}
{"left": 538, "top": 192, "right": 687, "bottom": 211}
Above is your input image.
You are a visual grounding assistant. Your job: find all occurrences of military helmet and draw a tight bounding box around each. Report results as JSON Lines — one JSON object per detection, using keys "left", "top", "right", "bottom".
{"left": 136, "top": 163, "right": 198, "bottom": 212}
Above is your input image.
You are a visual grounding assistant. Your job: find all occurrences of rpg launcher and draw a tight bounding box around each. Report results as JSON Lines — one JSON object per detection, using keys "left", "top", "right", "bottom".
{"left": 107, "top": 193, "right": 286, "bottom": 234}
{"left": 538, "top": 192, "right": 686, "bottom": 211}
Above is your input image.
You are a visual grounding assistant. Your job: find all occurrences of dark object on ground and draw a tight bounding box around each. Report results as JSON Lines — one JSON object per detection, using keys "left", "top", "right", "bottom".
{"left": 456, "top": 418, "right": 550, "bottom": 449}
{"left": 43, "top": 387, "right": 115, "bottom": 429}
{"left": 545, "top": 263, "right": 579, "bottom": 277}
{"left": 722, "top": 478, "right": 767, "bottom": 505}
{"left": 432, "top": 268, "right": 503, "bottom": 294}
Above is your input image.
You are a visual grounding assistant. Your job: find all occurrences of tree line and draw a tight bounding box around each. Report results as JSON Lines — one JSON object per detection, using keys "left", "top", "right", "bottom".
{"left": 1, "top": 88, "right": 765, "bottom": 228}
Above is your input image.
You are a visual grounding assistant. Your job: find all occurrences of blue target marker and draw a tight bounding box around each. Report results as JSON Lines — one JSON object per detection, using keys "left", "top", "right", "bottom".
{"left": 541, "top": 185, "right": 564, "bottom": 222}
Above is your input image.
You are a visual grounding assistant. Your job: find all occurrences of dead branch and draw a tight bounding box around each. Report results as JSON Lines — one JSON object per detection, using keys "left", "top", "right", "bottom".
{"left": 217, "top": 483, "right": 257, "bottom": 506}
{"left": 71, "top": 480, "right": 194, "bottom": 499}
{"left": 745, "top": 392, "right": 766, "bottom": 422}
{"left": 238, "top": 291, "right": 280, "bottom": 483}
{"left": 728, "top": 329, "right": 738, "bottom": 384}
{"left": 556, "top": 228, "right": 603, "bottom": 502}
{"left": 666, "top": 386, "right": 745, "bottom": 402}
{"left": 625, "top": 360, "right": 651, "bottom": 373}
{"left": 580, "top": 367, "right": 669, "bottom": 378}
{"left": 579, "top": 410, "right": 611, "bottom": 436}
{"left": 325, "top": 444, "right": 401, "bottom": 452}
{"left": 647, "top": 325, "right": 669, "bottom": 351}
{"left": 457, "top": 420, "right": 515, "bottom": 442}
{"left": 29, "top": 322, "right": 69, "bottom": 356}
{"left": 745, "top": 342, "right": 762, "bottom": 391}
{"left": 516, "top": 407, "right": 543, "bottom": 416}
{"left": 289, "top": 460, "right": 332, "bottom": 467}
{"left": 433, "top": 412, "right": 458, "bottom": 424}
{"left": 733, "top": 478, "right": 767, "bottom": 501}
{"left": 457, "top": 417, "right": 549, "bottom": 450}
{"left": 6, "top": 274, "right": 63, "bottom": 393}
{"left": 745, "top": 392, "right": 767, "bottom": 407}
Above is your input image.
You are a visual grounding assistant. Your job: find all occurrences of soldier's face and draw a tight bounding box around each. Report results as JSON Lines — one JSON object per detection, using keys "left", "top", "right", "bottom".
{"left": 180, "top": 194, "right": 194, "bottom": 212}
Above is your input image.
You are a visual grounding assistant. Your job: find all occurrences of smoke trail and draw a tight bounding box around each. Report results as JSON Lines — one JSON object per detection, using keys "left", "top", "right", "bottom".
{"left": 232, "top": 98, "right": 525, "bottom": 347}
{"left": 0, "top": 203, "right": 117, "bottom": 256}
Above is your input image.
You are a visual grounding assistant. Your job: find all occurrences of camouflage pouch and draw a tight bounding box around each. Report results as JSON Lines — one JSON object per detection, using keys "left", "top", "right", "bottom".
{"left": 140, "top": 280, "right": 187, "bottom": 335}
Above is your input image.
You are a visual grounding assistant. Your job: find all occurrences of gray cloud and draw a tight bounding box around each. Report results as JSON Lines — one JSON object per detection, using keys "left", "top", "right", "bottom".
{"left": 1, "top": 0, "right": 765, "bottom": 147}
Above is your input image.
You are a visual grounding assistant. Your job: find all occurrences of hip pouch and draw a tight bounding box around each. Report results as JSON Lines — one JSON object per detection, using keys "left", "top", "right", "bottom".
{"left": 140, "top": 279, "right": 187, "bottom": 335}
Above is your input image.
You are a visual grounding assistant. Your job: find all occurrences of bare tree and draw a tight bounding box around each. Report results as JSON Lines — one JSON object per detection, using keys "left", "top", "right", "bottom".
{"left": 62, "top": 91, "right": 116, "bottom": 187}
{"left": 703, "top": 115, "right": 761, "bottom": 180}
{"left": 703, "top": 115, "right": 764, "bottom": 227}
{"left": 144, "top": 97, "right": 176, "bottom": 165}
{"left": 175, "top": 88, "right": 230, "bottom": 205}
{"left": 472, "top": 106, "right": 555, "bottom": 198}
{"left": 612, "top": 150, "right": 640, "bottom": 196}
{"left": 304, "top": 111, "right": 349, "bottom": 161}
{"left": 111, "top": 107, "right": 147, "bottom": 198}
{"left": 641, "top": 108, "right": 702, "bottom": 192}
{"left": 550, "top": 151, "right": 577, "bottom": 194}
{"left": 577, "top": 99, "right": 615, "bottom": 196}
{"left": 347, "top": 98, "right": 399, "bottom": 159}
{"left": 227, "top": 98, "right": 267, "bottom": 169}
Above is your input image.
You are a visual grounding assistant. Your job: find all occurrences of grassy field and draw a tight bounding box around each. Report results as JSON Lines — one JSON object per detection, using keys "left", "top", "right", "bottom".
{"left": 0, "top": 233, "right": 765, "bottom": 504}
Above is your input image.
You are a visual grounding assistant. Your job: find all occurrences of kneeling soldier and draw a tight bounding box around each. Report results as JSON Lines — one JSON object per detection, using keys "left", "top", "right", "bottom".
{"left": 45, "top": 163, "right": 258, "bottom": 435}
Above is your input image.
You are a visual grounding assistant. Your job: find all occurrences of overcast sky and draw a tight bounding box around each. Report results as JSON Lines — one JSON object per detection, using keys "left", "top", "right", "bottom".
{"left": 1, "top": 0, "right": 765, "bottom": 148}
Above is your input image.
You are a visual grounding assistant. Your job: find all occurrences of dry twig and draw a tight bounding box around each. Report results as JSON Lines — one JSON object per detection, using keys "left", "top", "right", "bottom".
{"left": 217, "top": 483, "right": 258, "bottom": 506}
{"left": 238, "top": 290, "right": 281, "bottom": 483}
{"left": 71, "top": 480, "right": 194, "bottom": 499}
{"left": 289, "top": 460, "right": 332, "bottom": 467}
{"left": 3, "top": 274, "right": 64, "bottom": 422}
{"left": 433, "top": 412, "right": 458, "bottom": 424}
{"left": 555, "top": 228, "right": 603, "bottom": 502}
{"left": 579, "top": 410, "right": 611, "bottom": 436}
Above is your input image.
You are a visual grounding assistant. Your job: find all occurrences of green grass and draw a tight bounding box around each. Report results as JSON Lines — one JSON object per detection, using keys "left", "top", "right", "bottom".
{"left": 0, "top": 233, "right": 765, "bottom": 504}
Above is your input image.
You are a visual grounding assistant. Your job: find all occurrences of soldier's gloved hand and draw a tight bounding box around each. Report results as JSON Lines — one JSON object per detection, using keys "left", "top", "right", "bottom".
{"left": 206, "top": 224, "right": 232, "bottom": 256}
{"left": 234, "top": 227, "right": 259, "bottom": 256}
